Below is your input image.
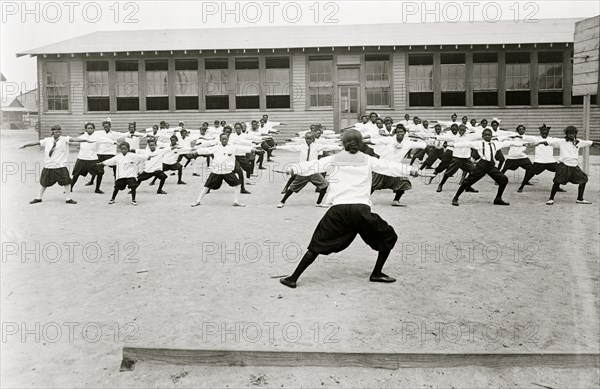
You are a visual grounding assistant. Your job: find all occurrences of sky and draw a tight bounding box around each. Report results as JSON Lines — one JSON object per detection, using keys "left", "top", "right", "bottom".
{"left": 1, "top": 0, "right": 599, "bottom": 101}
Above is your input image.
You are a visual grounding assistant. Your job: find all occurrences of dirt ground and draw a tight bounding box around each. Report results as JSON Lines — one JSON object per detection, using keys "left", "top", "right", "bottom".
{"left": 1, "top": 129, "right": 599, "bottom": 388}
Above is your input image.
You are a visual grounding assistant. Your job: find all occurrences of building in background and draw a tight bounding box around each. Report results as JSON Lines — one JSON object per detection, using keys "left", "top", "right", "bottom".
{"left": 16, "top": 18, "right": 600, "bottom": 139}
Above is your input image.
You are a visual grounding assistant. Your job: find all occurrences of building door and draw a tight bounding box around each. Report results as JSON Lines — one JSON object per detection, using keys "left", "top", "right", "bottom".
{"left": 338, "top": 85, "right": 360, "bottom": 130}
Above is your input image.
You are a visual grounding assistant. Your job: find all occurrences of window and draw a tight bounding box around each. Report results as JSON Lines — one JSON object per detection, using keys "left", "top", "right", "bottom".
{"left": 538, "top": 52, "right": 563, "bottom": 105}
{"left": 440, "top": 53, "right": 465, "bottom": 106}
{"left": 572, "top": 95, "right": 598, "bottom": 105}
{"left": 473, "top": 52, "right": 498, "bottom": 106}
{"left": 205, "top": 58, "right": 229, "bottom": 110}
{"left": 175, "top": 60, "right": 199, "bottom": 110}
{"left": 115, "top": 60, "right": 139, "bottom": 111}
{"left": 366, "top": 54, "right": 390, "bottom": 107}
{"left": 235, "top": 58, "right": 259, "bottom": 109}
{"left": 309, "top": 58, "right": 333, "bottom": 107}
{"left": 45, "top": 62, "right": 69, "bottom": 111}
{"left": 86, "top": 61, "right": 109, "bottom": 111}
{"left": 266, "top": 57, "right": 290, "bottom": 109}
{"left": 146, "top": 60, "right": 169, "bottom": 110}
{"left": 506, "top": 52, "right": 531, "bottom": 105}
{"left": 408, "top": 55, "right": 433, "bottom": 107}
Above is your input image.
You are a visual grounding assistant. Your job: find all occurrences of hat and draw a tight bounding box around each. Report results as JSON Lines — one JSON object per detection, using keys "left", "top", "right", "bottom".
{"left": 491, "top": 118, "right": 500, "bottom": 124}
{"left": 538, "top": 123, "right": 551, "bottom": 130}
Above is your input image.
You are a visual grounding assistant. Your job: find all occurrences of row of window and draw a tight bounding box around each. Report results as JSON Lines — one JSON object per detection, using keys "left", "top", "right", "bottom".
{"left": 45, "top": 57, "right": 294, "bottom": 112}
{"left": 408, "top": 51, "right": 568, "bottom": 107}
{"left": 43, "top": 51, "right": 595, "bottom": 112}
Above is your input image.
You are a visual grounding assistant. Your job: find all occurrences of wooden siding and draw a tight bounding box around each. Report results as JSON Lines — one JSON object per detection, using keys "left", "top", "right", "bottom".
{"left": 37, "top": 52, "right": 600, "bottom": 142}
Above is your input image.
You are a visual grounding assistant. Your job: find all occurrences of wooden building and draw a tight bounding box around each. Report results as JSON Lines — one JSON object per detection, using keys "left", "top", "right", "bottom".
{"left": 16, "top": 18, "right": 600, "bottom": 140}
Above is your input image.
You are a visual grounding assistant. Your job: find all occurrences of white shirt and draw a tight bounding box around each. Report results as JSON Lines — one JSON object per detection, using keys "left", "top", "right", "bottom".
{"left": 194, "top": 143, "right": 254, "bottom": 174}
{"left": 523, "top": 136, "right": 557, "bottom": 164}
{"left": 291, "top": 151, "right": 414, "bottom": 206}
{"left": 123, "top": 132, "right": 144, "bottom": 150}
{"left": 102, "top": 153, "right": 147, "bottom": 179}
{"left": 447, "top": 134, "right": 474, "bottom": 159}
{"left": 371, "top": 137, "right": 426, "bottom": 161}
{"left": 546, "top": 138, "right": 593, "bottom": 167}
{"left": 454, "top": 140, "right": 524, "bottom": 162}
{"left": 39, "top": 136, "right": 71, "bottom": 168}
{"left": 138, "top": 148, "right": 168, "bottom": 173}
{"left": 97, "top": 131, "right": 124, "bottom": 155}
{"left": 76, "top": 133, "right": 107, "bottom": 161}
{"left": 278, "top": 142, "right": 342, "bottom": 161}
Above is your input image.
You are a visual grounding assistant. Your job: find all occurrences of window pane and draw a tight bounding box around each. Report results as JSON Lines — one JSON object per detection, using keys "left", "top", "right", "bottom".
{"left": 408, "top": 65, "right": 432, "bottom": 92}
{"left": 176, "top": 70, "right": 198, "bottom": 95}
{"left": 205, "top": 69, "right": 228, "bottom": 95}
{"left": 46, "top": 62, "right": 68, "bottom": 111}
{"left": 441, "top": 64, "right": 465, "bottom": 91}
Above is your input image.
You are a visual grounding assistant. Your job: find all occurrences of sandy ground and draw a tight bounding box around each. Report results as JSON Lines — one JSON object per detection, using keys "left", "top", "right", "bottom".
{"left": 1, "top": 129, "right": 599, "bottom": 388}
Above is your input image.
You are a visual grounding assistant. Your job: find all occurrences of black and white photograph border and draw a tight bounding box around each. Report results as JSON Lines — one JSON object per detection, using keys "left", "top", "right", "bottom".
{"left": 1, "top": 1, "right": 599, "bottom": 388}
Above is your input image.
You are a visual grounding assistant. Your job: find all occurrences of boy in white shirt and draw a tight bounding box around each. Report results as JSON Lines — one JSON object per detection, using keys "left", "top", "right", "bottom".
{"left": 190, "top": 133, "right": 258, "bottom": 207}
{"left": 136, "top": 139, "right": 169, "bottom": 194}
{"left": 276, "top": 132, "right": 342, "bottom": 208}
{"left": 543, "top": 126, "right": 598, "bottom": 205}
{"left": 99, "top": 142, "right": 149, "bottom": 205}
{"left": 21, "top": 125, "right": 96, "bottom": 204}
{"left": 279, "top": 129, "right": 432, "bottom": 288}
{"left": 369, "top": 126, "right": 427, "bottom": 206}
{"left": 449, "top": 128, "right": 526, "bottom": 206}
{"left": 501, "top": 125, "right": 534, "bottom": 180}
{"left": 517, "top": 124, "right": 564, "bottom": 193}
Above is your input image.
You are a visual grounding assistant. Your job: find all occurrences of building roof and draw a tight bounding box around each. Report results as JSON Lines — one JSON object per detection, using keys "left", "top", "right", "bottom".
{"left": 14, "top": 89, "right": 39, "bottom": 112}
{"left": 17, "top": 18, "right": 583, "bottom": 56}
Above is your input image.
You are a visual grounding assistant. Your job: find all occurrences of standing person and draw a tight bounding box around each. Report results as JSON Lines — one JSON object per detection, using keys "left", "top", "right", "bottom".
{"left": 155, "top": 135, "right": 187, "bottom": 185}
{"left": 434, "top": 125, "right": 479, "bottom": 193}
{"left": 99, "top": 142, "right": 149, "bottom": 205}
{"left": 136, "top": 139, "right": 169, "bottom": 195}
{"left": 449, "top": 129, "right": 525, "bottom": 206}
{"left": 426, "top": 123, "right": 460, "bottom": 184}
{"left": 418, "top": 124, "right": 445, "bottom": 170}
{"left": 90, "top": 118, "right": 123, "bottom": 185}
{"left": 276, "top": 132, "right": 342, "bottom": 208}
{"left": 71, "top": 122, "right": 114, "bottom": 194}
{"left": 20, "top": 125, "right": 96, "bottom": 204}
{"left": 517, "top": 124, "right": 565, "bottom": 193}
{"left": 369, "top": 125, "right": 427, "bottom": 206}
{"left": 501, "top": 125, "right": 534, "bottom": 183}
{"left": 279, "top": 129, "right": 431, "bottom": 288}
{"left": 190, "top": 133, "right": 259, "bottom": 207}
{"left": 543, "top": 126, "right": 598, "bottom": 205}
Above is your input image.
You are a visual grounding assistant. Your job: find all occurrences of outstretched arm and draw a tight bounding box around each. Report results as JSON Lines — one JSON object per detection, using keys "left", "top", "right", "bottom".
{"left": 20, "top": 141, "right": 42, "bottom": 149}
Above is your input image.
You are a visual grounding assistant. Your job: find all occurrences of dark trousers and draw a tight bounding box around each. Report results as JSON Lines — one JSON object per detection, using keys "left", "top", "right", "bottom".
{"left": 463, "top": 159, "right": 508, "bottom": 187}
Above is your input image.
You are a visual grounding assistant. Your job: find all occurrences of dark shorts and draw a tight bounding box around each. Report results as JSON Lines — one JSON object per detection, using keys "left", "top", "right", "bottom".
{"left": 72, "top": 159, "right": 103, "bottom": 177}
{"left": 371, "top": 173, "right": 412, "bottom": 192}
{"left": 114, "top": 177, "right": 139, "bottom": 191}
{"left": 138, "top": 170, "right": 167, "bottom": 182}
{"left": 97, "top": 154, "right": 115, "bottom": 163}
{"left": 444, "top": 157, "right": 475, "bottom": 177}
{"left": 204, "top": 172, "right": 240, "bottom": 189}
{"left": 163, "top": 162, "right": 182, "bottom": 171}
{"left": 308, "top": 204, "right": 398, "bottom": 255}
{"left": 553, "top": 163, "right": 588, "bottom": 185}
{"left": 40, "top": 167, "right": 72, "bottom": 187}
{"left": 530, "top": 162, "right": 558, "bottom": 175}
{"left": 503, "top": 158, "right": 533, "bottom": 171}
{"left": 289, "top": 173, "right": 329, "bottom": 192}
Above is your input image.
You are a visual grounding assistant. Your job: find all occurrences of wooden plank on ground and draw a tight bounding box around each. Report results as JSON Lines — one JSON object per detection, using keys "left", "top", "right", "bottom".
{"left": 120, "top": 347, "right": 600, "bottom": 372}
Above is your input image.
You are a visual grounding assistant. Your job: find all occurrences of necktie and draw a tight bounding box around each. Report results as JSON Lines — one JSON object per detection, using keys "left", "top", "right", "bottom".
{"left": 488, "top": 142, "right": 494, "bottom": 162}
{"left": 306, "top": 145, "right": 311, "bottom": 161}
{"left": 49, "top": 138, "right": 58, "bottom": 157}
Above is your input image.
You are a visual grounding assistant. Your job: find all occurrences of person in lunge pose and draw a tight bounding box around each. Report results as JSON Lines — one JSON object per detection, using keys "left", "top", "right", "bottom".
{"left": 279, "top": 129, "right": 432, "bottom": 289}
